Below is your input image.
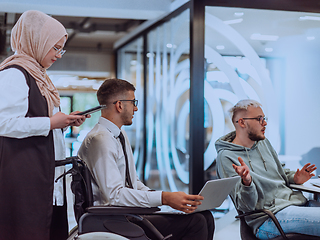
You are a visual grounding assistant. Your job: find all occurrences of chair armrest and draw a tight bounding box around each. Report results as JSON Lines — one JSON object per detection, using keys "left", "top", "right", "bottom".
{"left": 290, "top": 183, "right": 320, "bottom": 201}
{"left": 236, "top": 209, "right": 288, "bottom": 240}
{"left": 86, "top": 206, "right": 161, "bottom": 215}
{"left": 55, "top": 156, "right": 79, "bottom": 167}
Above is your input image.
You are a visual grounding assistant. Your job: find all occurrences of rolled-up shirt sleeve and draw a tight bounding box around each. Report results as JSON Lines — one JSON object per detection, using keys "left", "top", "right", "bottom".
{"left": 0, "top": 68, "right": 50, "bottom": 138}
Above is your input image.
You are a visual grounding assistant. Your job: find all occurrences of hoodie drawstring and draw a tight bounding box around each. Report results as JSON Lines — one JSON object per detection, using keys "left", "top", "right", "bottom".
{"left": 245, "top": 148, "right": 254, "bottom": 171}
{"left": 245, "top": 145, "right": 268, "bottom": 172}
{"left": 257, "top": 146, "right": 268, "bottom": 171}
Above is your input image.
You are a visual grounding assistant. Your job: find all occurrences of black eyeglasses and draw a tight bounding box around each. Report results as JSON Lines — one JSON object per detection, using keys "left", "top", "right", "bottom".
{"left": 236, "top": 116, "right": 268, "bottom": 124}
{"left": 113, "top": 99, "right": 138, "bottom": 107}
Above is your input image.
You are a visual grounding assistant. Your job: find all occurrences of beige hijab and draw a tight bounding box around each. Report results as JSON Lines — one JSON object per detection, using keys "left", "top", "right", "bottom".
{"left": 0, "top": 10, "right": 68, "bottom": 116}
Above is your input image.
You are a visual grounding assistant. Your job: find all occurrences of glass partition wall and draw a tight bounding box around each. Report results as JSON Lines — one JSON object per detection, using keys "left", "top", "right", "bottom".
{"left": 116, "top": 1, "right": 320, "bottom": 194}
{"left": 145, "top": 10, "right": 191, "bottom": 192}
{"left": 204, "top": 6, "right": 320, "bottom": 172}
{"left": 118, "top": 10, "right": 191, "bottom": 192}
{"left": 117, "top": 37, "right": 145, "bottom": 177}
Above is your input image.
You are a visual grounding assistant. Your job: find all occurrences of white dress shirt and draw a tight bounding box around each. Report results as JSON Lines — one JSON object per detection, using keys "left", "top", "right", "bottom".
{"left": 78, "top": 117, "right": 162, "bottom": 207}
{"left": 0, "top": 67, "right": 65, "bottom": 205}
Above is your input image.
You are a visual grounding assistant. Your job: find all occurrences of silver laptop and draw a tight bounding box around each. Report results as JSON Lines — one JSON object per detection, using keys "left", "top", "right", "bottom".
{"left": 158, "top": 176, "right": 240, "bottom": 214}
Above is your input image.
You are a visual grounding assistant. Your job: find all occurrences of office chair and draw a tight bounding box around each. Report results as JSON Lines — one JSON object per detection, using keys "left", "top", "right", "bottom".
{"left": 55, "top": 156, "right": 172, "bottom": 240}
{"left": 214, "top": 167, "right": 320, "bottom": 240}
{"left": 235, "top": 207, "right": 320, "bottom": 240}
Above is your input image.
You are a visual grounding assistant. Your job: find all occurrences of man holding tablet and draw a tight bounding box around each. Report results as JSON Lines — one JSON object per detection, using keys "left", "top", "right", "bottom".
{"left": 78, "top": 78, "right": 214, "bottom": 240}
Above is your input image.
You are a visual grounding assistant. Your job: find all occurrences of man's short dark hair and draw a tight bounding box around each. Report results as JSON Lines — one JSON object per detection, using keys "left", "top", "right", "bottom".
{"left": 97, "top": 78, "right": 135, "bottom": 105}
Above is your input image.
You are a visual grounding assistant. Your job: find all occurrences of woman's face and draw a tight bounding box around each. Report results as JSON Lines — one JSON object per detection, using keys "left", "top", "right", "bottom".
{"left": 40, "top": 36, "right": 66, "bottom": 69}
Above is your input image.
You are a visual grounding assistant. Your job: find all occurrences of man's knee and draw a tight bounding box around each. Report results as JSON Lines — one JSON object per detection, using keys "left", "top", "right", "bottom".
{"left": 189, "top": 211, "right": 214, "bottom": 237}
{"left": 191, "top": 213, "right": 207, "bottom": 226}
{"left": 200, "top": 211, "right": 215, "bottom": 239}
{"left": 201, "top": 210, "right": 215, "bottom": 230}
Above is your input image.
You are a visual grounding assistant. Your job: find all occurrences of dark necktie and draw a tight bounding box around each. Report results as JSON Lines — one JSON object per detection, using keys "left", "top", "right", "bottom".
{"left": 118, "top": 132, "right": 133, "bottom": 188}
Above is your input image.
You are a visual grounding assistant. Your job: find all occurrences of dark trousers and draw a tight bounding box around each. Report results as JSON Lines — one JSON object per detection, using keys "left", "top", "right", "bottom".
{"left": 50, "top": 176, "right": 69, "bottom": 240}
{"left": 139, "top": 210, "right": 214, "bottom": 240}
{"left": 50, "top": 205, "right": 68, "bottom": 240}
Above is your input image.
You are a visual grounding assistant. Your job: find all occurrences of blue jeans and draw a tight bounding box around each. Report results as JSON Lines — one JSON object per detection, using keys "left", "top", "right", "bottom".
{"left": 256, "top": 200, "right": 320, "bottom": 239}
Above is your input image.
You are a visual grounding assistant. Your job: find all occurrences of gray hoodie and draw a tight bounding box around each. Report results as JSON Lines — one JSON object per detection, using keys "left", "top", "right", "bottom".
{"left": 215, "top": 131, "right": 307, "bottom": 234}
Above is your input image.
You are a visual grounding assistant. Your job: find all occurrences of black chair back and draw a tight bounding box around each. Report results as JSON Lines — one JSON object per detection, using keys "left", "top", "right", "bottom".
{"left": 55, "top": 157, "right": 169, "bottom": 240}
{"left": 56, "top": 156, "right": 93, "bottom": 223}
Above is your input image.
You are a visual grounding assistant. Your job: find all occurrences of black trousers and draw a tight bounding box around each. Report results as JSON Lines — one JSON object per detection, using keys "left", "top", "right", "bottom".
{"left": 50, "top": 176, "right": 69, "bottom": 240}
{"left": 138, "top": 210, "right": 214, "bottom": 240}
{"left": 50, "top": 205, "right": 68, "bottom": 240}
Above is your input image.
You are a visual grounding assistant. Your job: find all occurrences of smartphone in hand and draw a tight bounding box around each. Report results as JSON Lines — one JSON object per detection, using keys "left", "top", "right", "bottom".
{"left": 75, "top": 105, "right": 107, "bottom": 115}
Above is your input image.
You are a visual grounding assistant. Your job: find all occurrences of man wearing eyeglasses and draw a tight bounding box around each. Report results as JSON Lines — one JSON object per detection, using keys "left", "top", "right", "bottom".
{"left": 78, "top": 78, "right": 214, "bottom": 240}
{"left": 215, "top": 99, "right": 320, "bottom": 239}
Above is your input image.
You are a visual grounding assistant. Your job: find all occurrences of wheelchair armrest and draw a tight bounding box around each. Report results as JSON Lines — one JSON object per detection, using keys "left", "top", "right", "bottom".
{"left": 86, "top": 206, "right": 161, "bottom": 215}
{"left": 236, "top": 209, "right": 288, "bottom": 240}
{"left": 55, "top": 156, "right": 79, "bottom": 167}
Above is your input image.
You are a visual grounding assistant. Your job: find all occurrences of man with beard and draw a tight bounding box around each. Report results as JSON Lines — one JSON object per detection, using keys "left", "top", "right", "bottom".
{"left": 78, "top": 78, "right": 214, "bottom": 240}
{"left": 215, "top": 99, "right": 320, "bottom": 239}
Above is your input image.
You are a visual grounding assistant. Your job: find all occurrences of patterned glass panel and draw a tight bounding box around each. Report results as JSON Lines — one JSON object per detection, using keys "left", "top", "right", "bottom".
{"left": 205, "top": 6, "right": 320, "bottom": 176}
{"left": 145, "top": 10, "right": 190, "bottom": 192}
{"left": 117, "top": 37, "right": 145, "bottom": 176}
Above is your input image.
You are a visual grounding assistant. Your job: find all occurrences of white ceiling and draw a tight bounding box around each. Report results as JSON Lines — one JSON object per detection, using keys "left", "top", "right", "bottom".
{"left": 0, "top": 0, "right": 185, "bottom": 55}
{"left": 1, "top": 0, "right": 320, "bottom": 58}
{"left": 205, "top": 6, "right": 320, "bottom": 57}
{"left": 0, "top": 0, "right": 175, "bottom": 19}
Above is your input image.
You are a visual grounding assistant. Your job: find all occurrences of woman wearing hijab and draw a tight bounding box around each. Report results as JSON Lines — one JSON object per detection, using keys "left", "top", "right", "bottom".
{"left": 0, "top": 10, "right": 86, "bottom": 240}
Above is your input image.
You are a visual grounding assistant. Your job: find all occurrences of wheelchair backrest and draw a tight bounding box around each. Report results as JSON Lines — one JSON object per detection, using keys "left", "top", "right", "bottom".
{"left": 55, "top": 156, "right": 94, "bottom": 223}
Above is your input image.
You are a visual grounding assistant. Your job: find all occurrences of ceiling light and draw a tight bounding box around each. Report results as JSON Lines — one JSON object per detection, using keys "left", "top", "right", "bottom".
{"left": 146, "top": 53, "right": 154, "bottom": 58}
{"left": 223, "top": 18, "right": 243, "bottom": 25}
{"left": 307, "top": 36, "right": 315, "bottom": 40}
{"left": 265, "top": 48, "right": 273, "bottom": 52}
{"left": 250, "top": 33, "right": 279, "bottom": 41}
{"left": 216, "top": 45, "right": 225, "bottom": 50}
{"left": 234, "top": 12, "right": 244, "bottom": 17}
{"left": 166, "top": 43, "right": 177, "bottom": 49}
{"left": 299, "top": 16, "right": 320, "bottom": 21}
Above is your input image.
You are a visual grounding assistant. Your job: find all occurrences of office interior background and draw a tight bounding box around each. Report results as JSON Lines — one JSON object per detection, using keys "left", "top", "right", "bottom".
{"left": 1, "top": 0, "right": 320, "bottom": 238}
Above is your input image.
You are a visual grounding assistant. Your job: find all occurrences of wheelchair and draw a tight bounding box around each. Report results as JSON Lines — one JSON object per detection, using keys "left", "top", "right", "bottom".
{"left": 56, "top": 156, "right": 172, "bottom": 240}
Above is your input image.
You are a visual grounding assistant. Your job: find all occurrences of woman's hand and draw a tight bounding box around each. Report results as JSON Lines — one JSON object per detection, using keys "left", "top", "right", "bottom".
{"left": 50, "top": 111, "right": 87, "bottom": 129}
{"left": 68, "top": 111, "right": 91, "bottom": 127}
